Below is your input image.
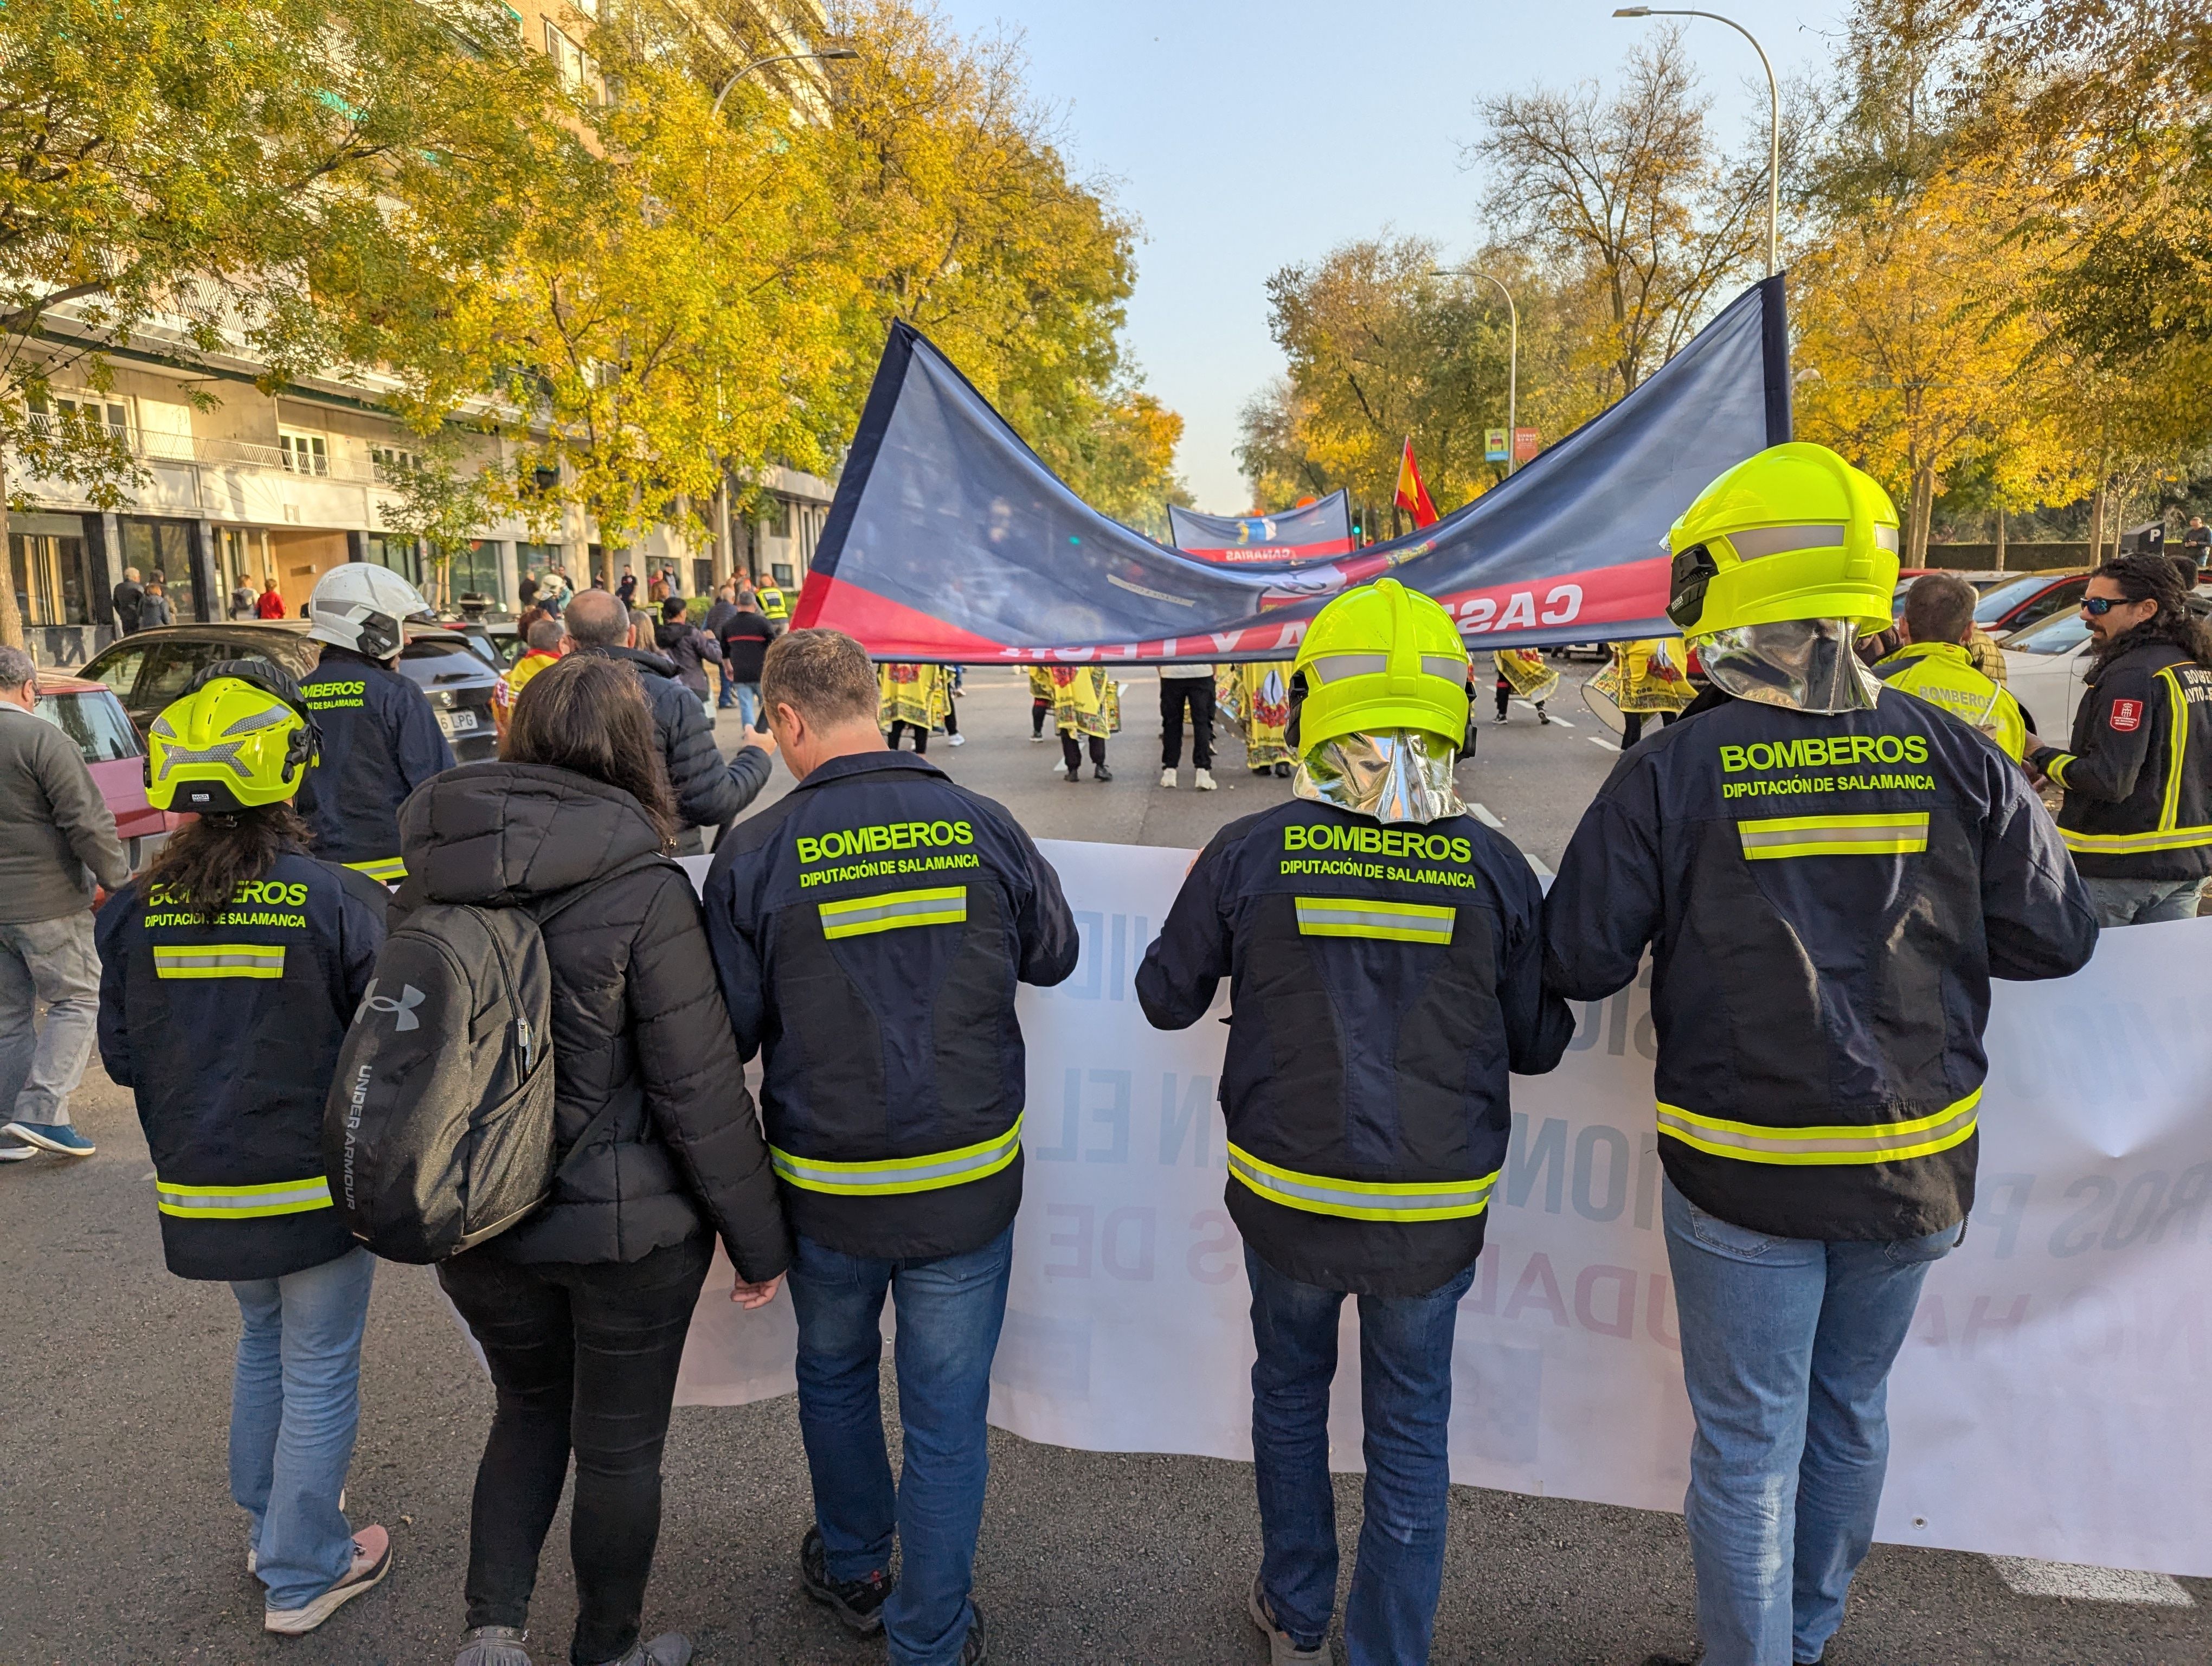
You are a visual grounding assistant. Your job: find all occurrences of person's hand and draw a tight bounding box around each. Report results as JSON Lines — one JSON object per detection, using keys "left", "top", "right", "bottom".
{"left": 748, "top": 723, "right": 779, "bottom": 759}
{"left": 731, "top": 1272, "right": 782, "bottom": 1310}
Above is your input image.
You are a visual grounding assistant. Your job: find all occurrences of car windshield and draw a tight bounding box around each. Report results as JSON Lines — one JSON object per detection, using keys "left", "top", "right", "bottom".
{"left": 1973, "top": 574, "right": 2061, "bottom": 621}
{"left": 397, "top": 640, "right": 493, "bottom": 683}
{"left": 2005, "top": 611, "right": 2092, "bottom": 656}
{"left": 36, "top": 690, "right": 139, "bottom": 761}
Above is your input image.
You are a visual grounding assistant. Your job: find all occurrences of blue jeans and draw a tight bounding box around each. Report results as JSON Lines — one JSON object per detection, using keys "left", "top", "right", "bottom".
{"left": 0, "top": 913, "right": 102, "bottom": 1128}
{"left": 1245, "top": 1246, "right": 1477, "bottom": 1666}
{"left": 2081, "top": 874, "right": 2204, "bottom": 926}
{"left": 787, "top": 1225, "right": 1014, "bottom": 1666}
{"left": 1664, "top": 1179, "right": 1956, "bottom": 1666}
{"left": 230, "top": 1246, "right": 376, "bottom": 1611}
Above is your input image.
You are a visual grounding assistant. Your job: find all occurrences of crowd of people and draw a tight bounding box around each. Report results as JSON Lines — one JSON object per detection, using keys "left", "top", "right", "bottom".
{"left": 2, "top": 440, "right": 2209, "bottom": 1666}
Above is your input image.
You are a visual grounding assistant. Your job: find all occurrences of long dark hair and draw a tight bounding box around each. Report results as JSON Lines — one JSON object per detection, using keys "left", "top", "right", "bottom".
{"left": 2093, "top": 553, "right": 2212, "bottom": 669}
{"left": 147, "top": 802, "right": 312, "bottom": 921}
{"left": 504, "top": 652, "right": 679, "bottom": 846}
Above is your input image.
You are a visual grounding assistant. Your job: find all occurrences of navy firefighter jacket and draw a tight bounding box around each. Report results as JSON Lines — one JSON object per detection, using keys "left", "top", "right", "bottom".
{"left": 1136, "top": 798, "right": 1574, "bottom": 1298}
{"left": 296, "top": 645, "right": 455, "bottom": 881}
{"left": 1542, "top": 685, "right": 2099, "bottom": 1245}
{"left": 703, "top": 751, "right": 1079, "bottom": 1260}
{"left": 97, "top": 853, "right": 390, "bottom": 1281}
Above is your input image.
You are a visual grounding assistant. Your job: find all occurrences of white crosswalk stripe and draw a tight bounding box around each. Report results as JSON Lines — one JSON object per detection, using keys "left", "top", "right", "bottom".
{"left": 1985, "top": 1557, "right": 2194, "bottom": 1605}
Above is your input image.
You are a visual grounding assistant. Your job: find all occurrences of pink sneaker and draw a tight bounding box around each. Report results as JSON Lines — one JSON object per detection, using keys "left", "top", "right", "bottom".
{"left": 263, "top": 1525, "right": 391, "bottom": 1634}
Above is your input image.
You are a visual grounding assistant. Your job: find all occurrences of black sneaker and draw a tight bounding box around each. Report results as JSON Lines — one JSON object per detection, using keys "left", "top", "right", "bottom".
{"left": 959, "top": 1605, "right": 989, "bottom": 1665}
{"left": 1093, "top": 765, "right": 1113, "bottom": 782}
{"left": 800, "top": 1527, "right": 891, "bottom": 1636}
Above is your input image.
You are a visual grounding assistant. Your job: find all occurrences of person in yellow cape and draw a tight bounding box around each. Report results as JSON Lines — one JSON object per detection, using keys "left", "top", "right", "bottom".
{"left": 1217, "top": 663, "right": 1295, "bottom": 777}
{"left": 1027, "top": 666, "right": 1056, "bottom": 742}
{"left": 1592, "top": 637, "right": 1695, "bottom": 747}
{"left": 1049, "top": 665, "right": 1119, "bottom": 781}
{"left": 877, "top": 662, "right": 950, "bottom": 754}
{"left": 1491, "top": 647, "right": 1559, "bottom": 725}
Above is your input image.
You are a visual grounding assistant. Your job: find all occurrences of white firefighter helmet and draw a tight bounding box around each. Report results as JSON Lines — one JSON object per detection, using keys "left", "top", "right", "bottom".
{"left": 307, "top": 562, "right": 436, "bottom": 659}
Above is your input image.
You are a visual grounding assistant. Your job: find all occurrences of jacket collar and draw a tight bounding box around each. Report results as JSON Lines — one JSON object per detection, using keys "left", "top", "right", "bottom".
{"left": 583, "top": 641, "right": 680, "bottom": 678}
{"left": 793, "top": 749, "right": 948, "bottom": 793}
{"left": 1874, "top": 640, "right": 1971, "bottom": 672}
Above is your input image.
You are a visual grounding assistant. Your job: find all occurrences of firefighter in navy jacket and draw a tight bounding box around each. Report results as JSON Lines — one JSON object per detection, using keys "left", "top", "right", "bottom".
{"left": 702, "top": 628, "right": 1075, "bottom": 1666}
{"left": 294, "top": 563, "right": 454, "bottom": 884}
{"left": 2023, "top": 551, "right": 2212, "bottom": 925}
{"left": 95, "top": 661, "right": 396, "bottom": 1631}
{"left": 1543, "top": 445, "right": 2098, "bottom": 1666}
{"left": 1137, "top": 580, "right": 1574, "bottom": 1666}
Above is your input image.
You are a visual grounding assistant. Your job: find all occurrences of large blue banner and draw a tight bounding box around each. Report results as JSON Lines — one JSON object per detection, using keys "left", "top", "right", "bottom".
{"left": 796, "top": 277, "right": 1791, "bottom": 662}
{"left": 1166, "top": 491, "right": 1354, "bottom": 562}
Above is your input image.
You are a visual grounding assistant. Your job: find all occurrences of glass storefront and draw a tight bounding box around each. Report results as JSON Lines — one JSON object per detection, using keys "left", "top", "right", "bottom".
{"left": 364, "top": 533, "right": 422, "bottom": 588}
{"left": 214, "top": 527, "right": 275, "bottom": 616}
{"left": 7, "top": 513, "right": 97, "bottom": 627}
{"left": 453, "top": 539, "right": 502, "bottom": 606}
{"left": 118, "top": 517, "right": 198, "bottom": 623}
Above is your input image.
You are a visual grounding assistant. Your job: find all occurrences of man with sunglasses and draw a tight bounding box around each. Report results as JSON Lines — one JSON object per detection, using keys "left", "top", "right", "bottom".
{"left": 2026, "top": 552, "right": 2212, "bottom": 925}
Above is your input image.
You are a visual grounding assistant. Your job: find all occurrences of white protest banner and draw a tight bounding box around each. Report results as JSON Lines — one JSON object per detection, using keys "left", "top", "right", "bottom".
{"left": 673, "top": 842, "right": 2212, "bottom": 1575}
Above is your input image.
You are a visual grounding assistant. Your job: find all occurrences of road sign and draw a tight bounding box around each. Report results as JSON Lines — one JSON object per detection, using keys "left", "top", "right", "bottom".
{"left": 1513, "top": 427, "right": 1541, "bottom": 462}
{"left": 1485, "top": 427, "right": 1509, "bottom": 462}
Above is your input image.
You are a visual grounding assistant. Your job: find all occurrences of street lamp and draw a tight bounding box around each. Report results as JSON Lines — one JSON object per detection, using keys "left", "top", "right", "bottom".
{"left": 1613, "top": 7, "right": 1778, "bottom": 277}
{"left": 1433, "top": 267, "right": 1520, "bottom": 475}
{"left": 710, "top": 47, "right": 859, "bottom": 120}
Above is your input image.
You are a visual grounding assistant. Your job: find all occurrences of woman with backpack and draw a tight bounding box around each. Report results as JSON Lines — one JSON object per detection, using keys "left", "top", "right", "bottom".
{"left": 396, "top": 652, "right": 791, "bottom": 1666}
{"left": 95, "top": 662, "right": 395, "bottom": 1637}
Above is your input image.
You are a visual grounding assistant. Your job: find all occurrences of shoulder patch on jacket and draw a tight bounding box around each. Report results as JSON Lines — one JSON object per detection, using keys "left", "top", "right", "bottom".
{"left": 2109, "top": 698, "right": 2143, "bottom": 732}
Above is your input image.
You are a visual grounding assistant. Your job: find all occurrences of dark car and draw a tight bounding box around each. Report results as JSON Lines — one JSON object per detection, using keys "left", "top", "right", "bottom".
{"left": 33, "top": 672, "right": 178, "bottom": 872}
{"left": 79, "top": 618, "right": 497, "bottom": 762}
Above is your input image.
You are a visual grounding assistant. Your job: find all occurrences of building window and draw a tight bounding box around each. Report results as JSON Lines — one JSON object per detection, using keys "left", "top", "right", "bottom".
{"left": 371, "top": 445, "right": 422, "bottom": 483}
{"left": 29, "top": 392, "right": 129, "bottom": 445}
{"left": 772, "top": 562, "right": 795, "bottom": 588}
{"left": 215, "top": 528, "right": 275, "bottom": 611}
{"left": 279, "top": 430, "right": 330, "bottom": 476}
{"left": 763, "top": 497, "right": 792, "bottom": 540}
{"left": 7, "top": 519, "right": 95, "bottom": 627}
{"left": 545, "top": 22, "right": 591, "bottom": 92}
{"left": 364, "top": 533, "right": 422, "bottom": 587}
{"left": 453, "top": 540, "right": 501, "bottom": 604}
{"left": 119, "top": 518, "right": 198, "bottom": 622}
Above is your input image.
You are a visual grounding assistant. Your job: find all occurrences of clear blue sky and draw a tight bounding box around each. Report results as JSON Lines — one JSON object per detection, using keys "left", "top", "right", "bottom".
{"left": 933, "top": 0, "right": 1844, "bottom": 512}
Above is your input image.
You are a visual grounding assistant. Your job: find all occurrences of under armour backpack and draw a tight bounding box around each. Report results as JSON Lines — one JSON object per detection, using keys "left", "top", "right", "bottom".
{"left": 323, "top": 856, "right": 667, "bottom": 1263}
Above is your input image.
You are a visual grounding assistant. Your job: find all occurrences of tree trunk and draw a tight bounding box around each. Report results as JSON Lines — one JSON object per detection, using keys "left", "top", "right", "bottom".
{"left": 1995, "top": 503, "right": 2006, "bottom": 572}
{"left": 0, "top": 435, "right": 22, "bottom": 652}
{"left": 1908, "top": 466, "right": 1935, "bottom": 566}
{"left": 2088, "top": 486, "right": 2108, "bottom": 566}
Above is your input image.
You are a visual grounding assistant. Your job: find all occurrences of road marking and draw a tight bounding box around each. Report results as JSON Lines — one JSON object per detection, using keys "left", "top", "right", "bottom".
{"left": 1525, "top": 853, "right": 1555, "bottom": 882}
{"left": 1986, "top": 1558, "right": 2194, "bottom": 1605}
{"left": 1589, "top": 736, "right": 1620, "bottom": 752}
{"left": 1469, "top": 802, "right": 1506, "bottom": 829}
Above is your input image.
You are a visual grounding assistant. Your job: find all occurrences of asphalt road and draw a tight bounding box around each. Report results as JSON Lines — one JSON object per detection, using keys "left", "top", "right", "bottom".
{"left": 4, "top": 667, "right": 2205, "bottom": 1665}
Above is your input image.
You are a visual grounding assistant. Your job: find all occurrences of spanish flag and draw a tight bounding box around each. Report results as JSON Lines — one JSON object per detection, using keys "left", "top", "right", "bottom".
{"left": 1394, "top": 437, "right": 1438, "bottom": 529}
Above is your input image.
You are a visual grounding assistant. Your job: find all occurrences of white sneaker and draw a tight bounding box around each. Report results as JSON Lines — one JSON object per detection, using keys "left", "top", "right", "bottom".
{"left": 948, "top": 733, "right": 966, "bottom": 746}
{"left": 263, "top": 1525, "right": 391, "bottom": 1634}
{"left": 1194, "top": 768, "right": 1217, "bottom": 791}
{"left": 0, "top": 1142, "right": 36, "bottom": 1162}
{"left": 1030, "top": 732, "right": 1045, "bottom": 742}
{"left": 1160, "top": 767, "right": 1178, "bottom": 788}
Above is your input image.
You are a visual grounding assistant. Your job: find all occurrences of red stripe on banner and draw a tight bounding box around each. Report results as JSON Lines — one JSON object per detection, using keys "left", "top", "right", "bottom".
{"left": 1176, "top": 538, "right": 1358, "bottom": 563}
{"left": 797, "top": 555, "right": 1673, "bottom": 662}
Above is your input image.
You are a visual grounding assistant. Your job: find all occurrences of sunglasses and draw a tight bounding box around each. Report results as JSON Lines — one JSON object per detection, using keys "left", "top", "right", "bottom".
{"left": 2081, "top": 596, "right": 2136, "bottom": 616}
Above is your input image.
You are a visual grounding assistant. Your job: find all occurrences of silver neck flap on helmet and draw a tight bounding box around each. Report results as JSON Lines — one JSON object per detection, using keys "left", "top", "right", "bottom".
{"left": 1292, "top": 728, "right": 1466, "bottom": 825}
{"left": 1695, "top": 618, "right": 1883, "bottom": 715}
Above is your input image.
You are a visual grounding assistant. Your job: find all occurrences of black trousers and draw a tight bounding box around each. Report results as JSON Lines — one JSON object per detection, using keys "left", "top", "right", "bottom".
{"left": 1159, "top": 677, "right": 1214, "bottom": 768}
{"left": 1620, "top": 709, "right": 1675, "bottom": 747}
{"left": 1031, "top": 699, "right": 1050, "bottom": 736}
{"left": 439, "top": 1234, "right": 712, "bottom": 1666}
{"left": 1062, "top": 733, "right": 1107, "bottom": 773}
{"left": 887, "top": 720, "right": 928, "bottom": 754}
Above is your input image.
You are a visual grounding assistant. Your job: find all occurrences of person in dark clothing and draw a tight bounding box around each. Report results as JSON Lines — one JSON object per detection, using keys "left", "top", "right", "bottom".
{"left": 652, "top": 597, "right": 723, "bottom": 709}
{"left": 112, "top": 567, "right": 145, "bottom": 634}
{"left": 139, "top": 575, "right": 175, "bottom": 628}
{"left": 717, "top": 601, "right": 777, "bottom": 726}
{"left": 403, "top": 654, "right": 792, "bottom": 1666}
{"left": 517, "top": 572, "right": 539, "bottom": 612}
{"left": 616, "top": 567, "right": 637, "bottom": 609}
{"left": 98, "top": 663, "right": 395, "bottom": 1636}
{"left": 703, "top": 628, "right": 1077, "bottom": 1666}
{"left": 562, "top": 589, "right": 773, "bottom": 856}
{"left": 296, "top": 565, "right": 455, "bottom": 885}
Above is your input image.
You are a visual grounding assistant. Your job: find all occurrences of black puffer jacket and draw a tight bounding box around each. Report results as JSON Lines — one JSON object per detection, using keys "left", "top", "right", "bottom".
{"left": 395, "top": 761, "right": 790, "bottom": 1277}
{"left": 654, "top": 618, "right": 723, "bottom": 701}
{"left": 586, "top": 643, "right": 771, "bottom": 854}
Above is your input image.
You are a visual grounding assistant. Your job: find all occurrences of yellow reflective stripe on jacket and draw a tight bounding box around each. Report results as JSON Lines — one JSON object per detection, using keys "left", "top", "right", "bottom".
{"left": 346, "top": 856, "right": 408, "bottom": 883}
{"left": 1227, "top": 1142, "right": 1498, "bottom": 1221}
{"left": 2044, "top": 752, "right": 2075, "bottom": 789}
{"left": 1655, "top": 1090, "right": 1979, "bottom": 1166}
{"left": 1737, "top": 812, "right": 1930, "bottom": 860}
{"left": 2059, "top": 668, "right": 2212, "bottom": 855}
{"left": 818, "top": 886, "right": 968, "bottom": 940}
{"left": 152, "top": 943, "right": 286, "bottom": 980}
{"left": 1293, "top": 896, "right": 1455, "bottom": 944}
{"left": 155, "top": 1176, "right": 333, "bottom": 1218}
{"left": 769, "top": 1115, "right": 1021, "bottom": 1196}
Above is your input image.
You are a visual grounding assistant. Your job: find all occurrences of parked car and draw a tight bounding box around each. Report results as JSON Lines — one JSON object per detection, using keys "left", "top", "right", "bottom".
{"left": 1976, "top": 571, "right": 2092, "bottom": 637}
{"left": 33, "top": 672, "right": 177, "bottom": 872}
{"left": 78, "top": 617, "right": 497, "bottom": 762}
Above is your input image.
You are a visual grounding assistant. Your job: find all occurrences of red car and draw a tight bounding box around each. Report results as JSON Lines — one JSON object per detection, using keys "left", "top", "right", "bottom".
{"left": 34, "top": 671, "right": 179, "bottom": 872}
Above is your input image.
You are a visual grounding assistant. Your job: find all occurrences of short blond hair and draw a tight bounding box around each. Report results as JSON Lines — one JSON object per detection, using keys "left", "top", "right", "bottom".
{"left": 761, "top": 629, "right": 879, "bottom": 727}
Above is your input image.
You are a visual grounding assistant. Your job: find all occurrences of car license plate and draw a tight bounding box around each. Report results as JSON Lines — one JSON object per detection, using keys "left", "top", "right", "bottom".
{"left": 438, "top": 709, "right": 481, "bottom": 736}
